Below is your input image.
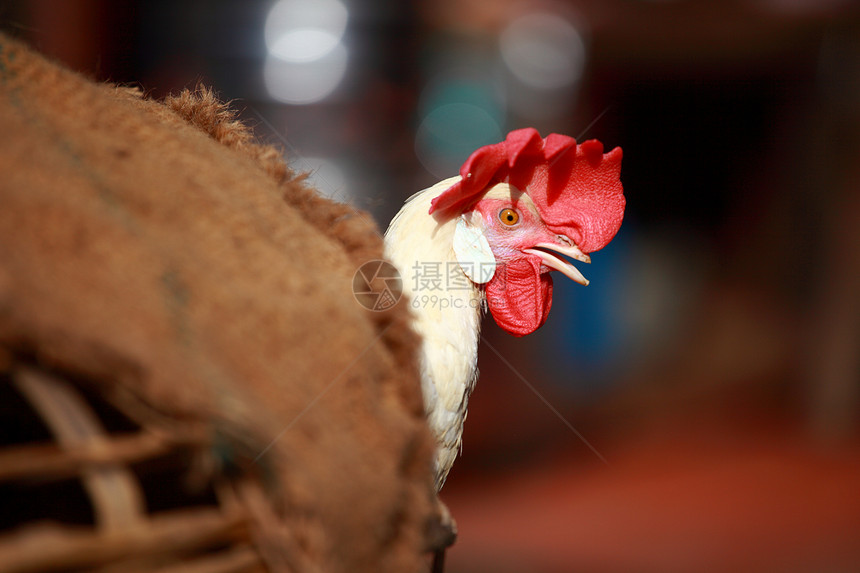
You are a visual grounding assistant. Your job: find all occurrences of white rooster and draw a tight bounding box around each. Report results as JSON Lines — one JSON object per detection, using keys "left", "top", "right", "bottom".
{"left": 385, "top": 127, "right": 625, "bottom": 490}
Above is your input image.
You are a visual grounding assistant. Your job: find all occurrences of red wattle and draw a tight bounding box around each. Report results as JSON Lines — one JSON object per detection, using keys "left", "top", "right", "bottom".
{"left": 486, "top": 258, "right": 553, "bottom": 337}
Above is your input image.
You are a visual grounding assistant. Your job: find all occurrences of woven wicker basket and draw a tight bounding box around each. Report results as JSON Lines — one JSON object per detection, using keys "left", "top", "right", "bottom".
{"left": 0, "top": 360, "right": 297, "bottom": 572}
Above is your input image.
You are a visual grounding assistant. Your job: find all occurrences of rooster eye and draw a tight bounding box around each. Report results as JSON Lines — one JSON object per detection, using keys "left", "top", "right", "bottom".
{"left": 498, "top": 208, "right": 520, "bottom": 227}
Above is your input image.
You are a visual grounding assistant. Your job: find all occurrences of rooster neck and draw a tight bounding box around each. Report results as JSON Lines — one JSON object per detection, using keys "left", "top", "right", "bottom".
{"left": 384, "top": 176, "right": 484, "bottom": 488}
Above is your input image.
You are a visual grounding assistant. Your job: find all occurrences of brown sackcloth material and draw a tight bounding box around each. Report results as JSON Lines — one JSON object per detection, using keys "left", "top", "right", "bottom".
{"left": 0, "top": 33, "right": 436, "bottom": 572}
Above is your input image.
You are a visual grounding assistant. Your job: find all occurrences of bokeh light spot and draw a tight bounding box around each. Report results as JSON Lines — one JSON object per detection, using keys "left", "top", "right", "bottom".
{"left": 263, "top": 0, "right": 349, "bottom": 104}
{"left": 263, "top": 44, "right": 348, "bottom": 104}
{"left": 500, "top": 12, "right": 586, "bottom": 91}
{"left": 414, "top": 103, "right": 502, "bottom": 178}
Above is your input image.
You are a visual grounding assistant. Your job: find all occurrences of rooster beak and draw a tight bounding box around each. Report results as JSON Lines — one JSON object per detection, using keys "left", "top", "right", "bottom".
{"left": 523, "top": 238, "right": 591, "bottom": 286}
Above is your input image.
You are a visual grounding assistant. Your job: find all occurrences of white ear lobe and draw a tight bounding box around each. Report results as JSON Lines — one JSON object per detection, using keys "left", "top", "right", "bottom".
{"left": 453, "top": 216, "right": 496, "bottom": 284}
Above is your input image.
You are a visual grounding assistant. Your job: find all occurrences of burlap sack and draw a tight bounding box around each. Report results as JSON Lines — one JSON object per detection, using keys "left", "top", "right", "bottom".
{"left": 0, "top": 33, "right": 436, "bottom": 572}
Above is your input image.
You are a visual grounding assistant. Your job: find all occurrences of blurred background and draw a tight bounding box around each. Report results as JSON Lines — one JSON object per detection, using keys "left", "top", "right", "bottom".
{"left": 2, "top": 0, "right": 859, "bottom": 570}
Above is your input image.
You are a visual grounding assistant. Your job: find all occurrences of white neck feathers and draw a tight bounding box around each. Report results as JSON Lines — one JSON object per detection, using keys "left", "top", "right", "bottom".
{"left": 384, "top": 177, "right": 484, "bottom": 488}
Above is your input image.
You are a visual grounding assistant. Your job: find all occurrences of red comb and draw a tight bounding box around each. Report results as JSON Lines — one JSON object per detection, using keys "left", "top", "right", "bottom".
{"left": 429, "top": 127, "right": 625, "bottom": 254}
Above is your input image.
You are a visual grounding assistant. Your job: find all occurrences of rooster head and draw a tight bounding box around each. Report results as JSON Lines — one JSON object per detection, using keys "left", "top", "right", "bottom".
{"left": 429, "top": 127, "right": 625, "bottom": 337}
